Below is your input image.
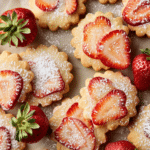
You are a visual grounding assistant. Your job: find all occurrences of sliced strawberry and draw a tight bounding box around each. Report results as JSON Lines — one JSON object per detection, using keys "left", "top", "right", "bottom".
{"left": 96, "top": 30, "right": 130, "bottom": 70}
{"left": 83, "top": 16, "right": 112, "bottom": 59}
{"left": 92, "top": 89, "right": 128, "bottom": 125}
{"left": 88, "top": 77, "right": 115, "bottom": 102}
{"left": 35, "top": 0, "right": 59, "bottom": 12}
{"left": 54, "top": 117, "right": 96, "bottom": 150}
{"left": 0, "top": 126, "right": 11, "bottom": 150}
{"left": 65, "top": 0, "right": 78, "bottom": 15}
{"left": 122, "top": 0, "right": 150, "bottom": 26}
{"left": 66, "top": 102, "right": 94, "bottom": 131}
{"left": 0, "top": 70, "right": 23, "bottom": 110}
{"left": 28, "top": 61, "right": 65, "bottom": 98}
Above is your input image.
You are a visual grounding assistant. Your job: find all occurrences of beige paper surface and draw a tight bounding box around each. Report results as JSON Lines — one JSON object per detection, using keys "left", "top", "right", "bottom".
{"left": 0, "top": 0, "right": 150, "bottom": 149}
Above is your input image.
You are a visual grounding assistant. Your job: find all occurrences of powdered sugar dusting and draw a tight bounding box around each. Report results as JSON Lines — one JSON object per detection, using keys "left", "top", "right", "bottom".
{"left": 129, "top": 106, "right": 150, "bottom": 147}
{"left": 0, "top": 61, "right": 31, "bottom": 102}
{"left": 0, "top": 113, "right": 19, "bottom": 149}
{"left": 55, "top": 117, "right": 95, "bottom": 149}
{"left": 29, "top": 55, "right": 64, "bottom": 96}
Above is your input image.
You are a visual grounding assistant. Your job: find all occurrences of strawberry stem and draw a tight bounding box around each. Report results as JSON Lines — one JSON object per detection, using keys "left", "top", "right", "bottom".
{"left": 0, "top": 11, "right": 31, "bottom": 47}
{"left": 10, "top": 103, "right": 39, "bottom": 142}
{"left": 140, "top": 48, "right": 150, "bottom": 60}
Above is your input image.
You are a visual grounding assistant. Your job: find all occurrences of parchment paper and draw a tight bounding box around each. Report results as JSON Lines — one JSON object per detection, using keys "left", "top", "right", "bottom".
{"left": 0, "top": 0, "right": 150, "bottom": 149}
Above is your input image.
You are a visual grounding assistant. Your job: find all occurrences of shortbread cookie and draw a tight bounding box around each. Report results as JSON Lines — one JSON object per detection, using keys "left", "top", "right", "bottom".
{"left": 98, "top": 0, "right": 118, "bottom": 4}
{"left": 29, "top": 0, "right": 86, "bottom": 31}
{"left": 128, "top": 105, "right": 150, "bottom": 149}
{"left": 122, "top": 0, "right": 150, "bottom": 37}
{"left": 49, "top": 96, "right": 108, "bottom": 150}
{"left": 79, "top": 71, "right": 139, "bottom": 131}
{"left": 0, "top": 108, "right": 26, "bottom": 150}
{"left": 0, "top": 51, "right": 34, "bottom": 106}
{"left": 71, "top": 12, "right": 130, "bottom": 71}
{"left": 20, "top": 45, "right": 73, "bottom": 107}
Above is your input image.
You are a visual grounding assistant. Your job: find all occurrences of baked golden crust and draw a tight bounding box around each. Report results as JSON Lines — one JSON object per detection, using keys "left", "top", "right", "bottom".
{"left": 0, "top": 51, "right": 34, "bottom": 103}
{"left": 71, "top": 12, "right": 129, "bottom": 71}
{"left": 29, "top": 0, "right": 87, "bottom": 31}
{"left": 0, "top": 108, "right": 26, "bottom": 150}
{"left": 20, "top": 45, "right": 73, "bottom": 107}
{"left": 79, "top": 71, "right": 139, "bottom": 130}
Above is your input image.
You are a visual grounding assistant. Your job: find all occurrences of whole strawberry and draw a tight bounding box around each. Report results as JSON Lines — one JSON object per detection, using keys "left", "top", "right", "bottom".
{"left": 105, "top": 140, "right": 136, "bottom": 150}
{"left": 132, "top": 48, "right": 150, "bottom": 91}
{"left": 0, "top": 8, "right": 37, "bottom": 47}
{"left": 10, "top": 103, "right": 49, "bottom": 143}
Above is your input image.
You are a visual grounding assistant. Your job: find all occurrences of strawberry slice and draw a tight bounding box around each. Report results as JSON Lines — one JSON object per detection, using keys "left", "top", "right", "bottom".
{"left": 92, "top": 89, "right": 128, "bottom": 125}
{"left": 0, "top": 70, "right": 23, "bottom": 110}
{"left": 88, "top": 77, "right": 114, "bottom": 101}
{"left": 83, "top": 16, "right": 111, "bottom": 59}
{"left": 96, "top": 30, "right": 130, "bottom": 70}
{"left": 54, "top": 117, "right": 96, "bottom": 150}
{"left": 65, "top": 0, "right": 78, "bottom": 15}
{"left": 35, "top": 0, "right": 59, "bottom": 12}
{"left": 122, "top": 0, "right": 150, "bottom": 26}
{"left": 66, "top": 102, "right": 94, "bottom": 131}
{"left": 28, "top": 61, "right": 65, "bottom": 98}
{"left": 0, "top": 126, "right": 11, "bottom": 150}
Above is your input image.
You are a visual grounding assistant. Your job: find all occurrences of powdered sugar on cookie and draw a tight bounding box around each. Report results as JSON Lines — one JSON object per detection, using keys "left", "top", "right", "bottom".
{"left": 20, "top": 45, "right": 73, "bottom": 106}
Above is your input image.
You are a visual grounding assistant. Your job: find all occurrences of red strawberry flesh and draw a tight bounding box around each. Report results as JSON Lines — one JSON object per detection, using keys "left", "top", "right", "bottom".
{"left": 96, "top": 30, "right": 130, "bottom": 70}
{"left": 132, "top": 53, "right": 150, "bottom": 91}
{"left": 35, "top": 0, "right": 59, "bottom": 12}
{"left": 92, "top": 89, "right": 128, "bottom": 125}
{"left": 54, "top": 117, "right": 96, "bottom": 150}
{"left": 105, "top": 140, "right": 136, "bottom": 150}
{"left": 122, "top": 0, "right": 150, "bottom": 26}
{"left": 65, "top": 0, "right": 78, "bottom": 15}
{"left": 0, "top": 126, "right": 11, "bottom": 150}
{"left": 0, "top": 70, "right": 23, "bottom": 110}
{"left": 83, "top": 16, "right": 111, "bottom": 59}
{"left": 0, "top": 8, "right": 37, "bottom": 47}
{"left": 88, "top": 76, "right": 114, "bottom": 102}
{"left": 66, "top": 102, "right": 94, "bottom": 131}
{"left": 28, "top": 60, "right": 65, "bottom": 98}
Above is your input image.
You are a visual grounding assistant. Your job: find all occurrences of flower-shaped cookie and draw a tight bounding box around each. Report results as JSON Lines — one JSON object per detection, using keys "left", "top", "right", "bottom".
{"left": 0, "top": 108, "right": 26, "bottom": 150}
{"left": 29, "top": 0, "right": 87, "bottom": 31}
{"left": 49, "top": 96, "right": 108, "bottom": 150}
{"left": 122, "top": 0, "right": 150, "bottom": 37}
{"left": 0, "top": 51, "right": 34, "bottom": 110}
{"left": 79, "top": 71, "right": 139, "bottom": 130}
{"left": 20, "top": 45, "right": 73, "bottom": 107}
{"left": 128, "top": 105, "right": 150, "bottom": 149}
{"left": 71, "top": 12, "right": 130, "bottom": 71}
{"left": 98, "top": 0, "right": 118, "bottom": 4}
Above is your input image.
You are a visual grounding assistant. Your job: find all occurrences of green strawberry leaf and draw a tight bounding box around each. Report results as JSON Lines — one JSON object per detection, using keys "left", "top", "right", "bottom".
{"left": 26, "top": 128, "right": 33, "bottom": 135}
{"left": 12, "top": 35, "right": 18, "bottom": 47}
{"left": 0, "top": 23, "right": 7, "bottom": 27}
{"left": 17, "top": 109, "right": 22, "bottom": 118}
{"left": 15, "top": 32, "right": 24, "bottom": 42}
{"left": 11, "top": 117, "right": 18, "bottom": 127}
{"left": 17, "top": 19, "right": 24, "bottom": 26}
{"left": 22, "top": 103, "right": 30, "bottom": 117}
{"left": 26, "top": 110, "right": 35, "bottom": 120}
{"left": 18, "top": 20, "right": 28, "bottom": 29}
{"left": 0, "top": 33, "right": 8, "bottom": 40}
{"left": 30, "top": 123, "right": 40, "bottom": 129}
{"left": 20, "top": 28, "right": 31, "bottom": 34}
{"left": 12, "top": 11, "right": 18, "bottom": 25}
{"left": 0, "top": 15, "right": 11, "bottom": 24}
{"left": 22, "top": 131, "right": 28, "bottom": 139}
{"left": 3, "top": 26, "right": 12, "bottom": 32}
{"left": 1, "top": 35, "right": 11, "bottom": 45}
{"left": 28, "top": 118, "right": 35, "bottom": 123}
